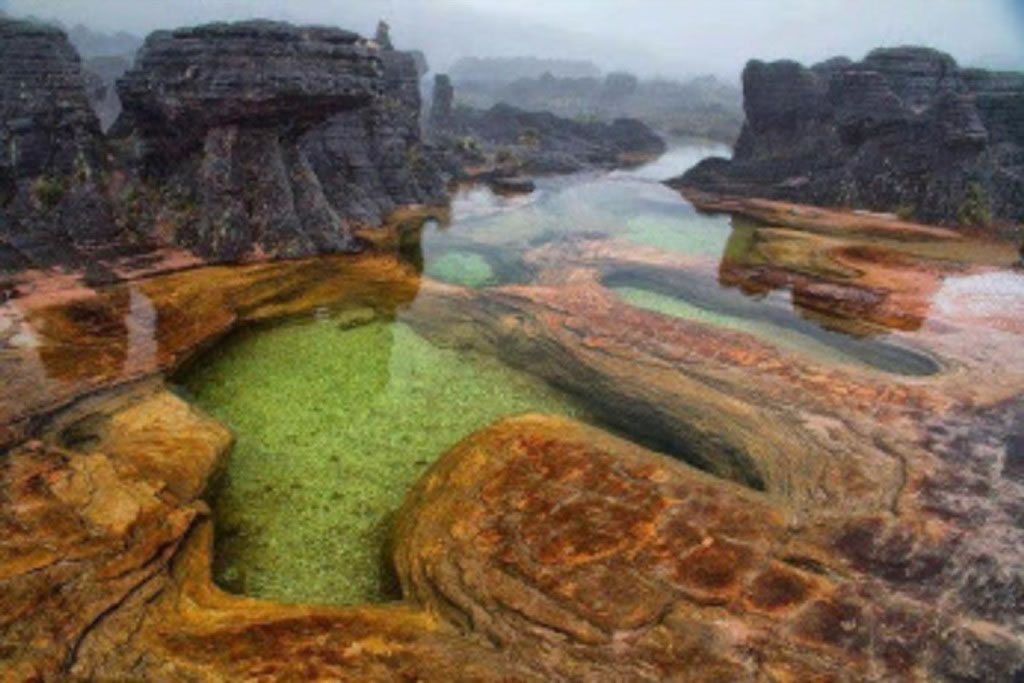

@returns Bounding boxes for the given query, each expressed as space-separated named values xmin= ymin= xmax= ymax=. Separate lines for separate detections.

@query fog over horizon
xmin=5 ymin=0 xmax=1024 ymax=81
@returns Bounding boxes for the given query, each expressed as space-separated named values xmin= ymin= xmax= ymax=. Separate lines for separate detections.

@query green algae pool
xmin=424 ymin=250 xmax=496 ymax=287
xmin=180 ymin=315 xmax=593 ymax=606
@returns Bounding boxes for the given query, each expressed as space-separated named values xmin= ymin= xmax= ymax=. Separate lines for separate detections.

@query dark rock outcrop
xmin=674 ymin=47 xmax=1024 ymax=228
xmin=430 ymin=74 xmax=455 ymax=132
xmin=0 ymin=18 xmax=121 ymax=273
xmin=298 ymin=40 xmax=448 ymax=230
xmin=1 ymin=18 xmax=448 ymax=273
xmin=113 ymin=20 xmax=446 ymax=262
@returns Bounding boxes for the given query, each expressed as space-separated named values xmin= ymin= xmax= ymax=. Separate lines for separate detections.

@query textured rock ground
xmin=673 ymin=47 xmax=1024 ymax=230
xmin=1 ymin=207 xmax=1022 ymax=679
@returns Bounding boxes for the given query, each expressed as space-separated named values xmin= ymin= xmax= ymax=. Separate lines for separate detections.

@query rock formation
xmin=0 ymin=18 xmax=122 ymax=273
xmin=429 ymin=74 xmax=455 ymax=132
xmin=448 ymin=67 xmax=744 ymax=143
xmin=674 ymin=47 xmax=1024 ymax=228
xmin=113 ymin=20 xmax=446 ymax=262
xmin=0 ymin=18 xmax=448 ymax=273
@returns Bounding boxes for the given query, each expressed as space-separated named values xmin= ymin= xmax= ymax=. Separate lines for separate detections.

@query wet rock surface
xmin=0 ymin=207 xmax=1022 ymax=678
xmin=674 ymin=47 xmax=1024 ymax=229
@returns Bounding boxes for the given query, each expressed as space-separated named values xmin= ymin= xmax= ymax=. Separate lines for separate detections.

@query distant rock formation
xmin=430 ymin=74 xmax=455 ymax=131
xmin=82 ymin=55 xmax=131 ymax=131
xmin=446 ymin=65 xmax=743 ymax=143
xmin=673 ymin=47 xmax=1024 ymax=229
xmin=449 ymin=56 xmax=601 ymax=82
xmin=0 ymin=18 xmax=121 ymax=273
xmin=113 ymin=20 xmax=446 ymax=262
xmin=66 ymin=23 xmax=142 ymax=60
xmin=374 ymin=20 xmax=393 ymax=50
xmin=429 ymin=78 xmax=666 ymax=180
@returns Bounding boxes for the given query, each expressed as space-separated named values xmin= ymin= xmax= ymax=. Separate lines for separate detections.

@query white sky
xmin=8 ymin=0 xmax=1024 ymax=80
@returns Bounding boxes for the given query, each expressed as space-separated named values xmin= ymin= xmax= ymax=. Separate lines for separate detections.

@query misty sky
xmin=7 ymin=0 xmax=1024 ymax=80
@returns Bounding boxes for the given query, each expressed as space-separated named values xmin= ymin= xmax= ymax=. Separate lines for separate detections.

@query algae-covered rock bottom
xmin=181 ymin=317 xmax=594 ymax=605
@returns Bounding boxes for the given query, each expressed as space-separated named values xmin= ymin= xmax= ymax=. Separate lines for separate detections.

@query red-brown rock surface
xmin=1 ymin=207 xmax=1022 ymax=679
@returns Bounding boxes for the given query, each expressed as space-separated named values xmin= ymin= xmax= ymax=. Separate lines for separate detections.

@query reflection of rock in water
xmin=715 ymin=219 xmax=938 ymax=334
xmin=32 ymin=288 xmax=131 ymax=383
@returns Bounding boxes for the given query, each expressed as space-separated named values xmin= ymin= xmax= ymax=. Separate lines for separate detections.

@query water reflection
xmin=413 ymin=143 xmax=938 ymax=357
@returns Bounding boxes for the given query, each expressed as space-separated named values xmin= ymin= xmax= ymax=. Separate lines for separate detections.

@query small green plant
xmin=958 ymin=181 xmax=992 ymax=227
xmin=895 ymin=203 xmax=916 ymax=221
xmin=32 ymin=176 xmax=65 ymax=210
xmin=457 ymin=136 xmax=480 ymax=153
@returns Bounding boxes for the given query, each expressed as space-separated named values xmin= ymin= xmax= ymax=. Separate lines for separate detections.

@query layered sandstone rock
xmin=0 ymin=18 xmax=121 ymax=273
xmin=1 ymin=220 xmax=1023 ymax=679
xmin=674 ymin=47 xmax=1024 ymax=229
xmin=113 ymin=20 xmax=447 ymax=262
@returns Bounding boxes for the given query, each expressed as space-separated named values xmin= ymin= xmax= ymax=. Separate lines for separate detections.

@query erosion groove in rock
xmin=673 ymin=47 xmax=1024 ymax=228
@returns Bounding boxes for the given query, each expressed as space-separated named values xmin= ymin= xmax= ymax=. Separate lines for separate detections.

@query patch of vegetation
xmin=895 ymin=203 xmax=916 ymax=221
xmin=32 ymin=176 xmax=66 ymax=210
xmin=457 ymin=135 xmax=481 ymax=154
xmin=494 ymin=145 xmax=520 ymax=167
xmin=958 ymin=181 xmax=992 ymax=227
xmin=519 ymin=127 xmax=541 ymax=147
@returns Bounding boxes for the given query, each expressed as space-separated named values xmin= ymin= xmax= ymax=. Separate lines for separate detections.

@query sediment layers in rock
xmin=114 ymin=20 xmax=447 ymax=262
xmin=1 ymin=202 xmax=1022 ymax=678
xmin=674 ymin=47 xmax=1024 ymax=229
xmin=0 ymin=18 xmax=121 ymax=272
